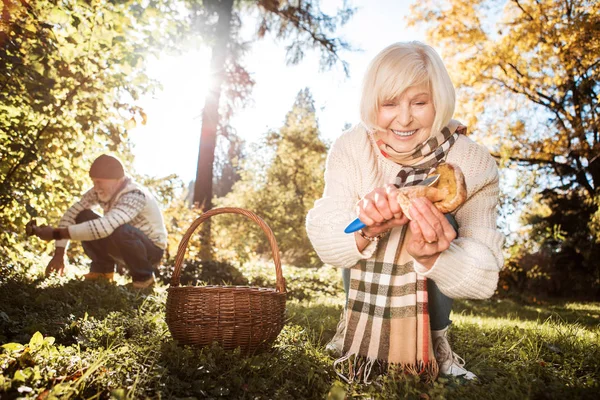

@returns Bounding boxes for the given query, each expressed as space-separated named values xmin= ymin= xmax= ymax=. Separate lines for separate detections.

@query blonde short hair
xmin=360 ymin=42 xmax=455 ymax=136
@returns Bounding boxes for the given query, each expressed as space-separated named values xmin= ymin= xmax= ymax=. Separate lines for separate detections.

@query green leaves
xmin=1 ymin=343 xmax=24 ymax=353
xmin=28 ymin=332 xmax=44 ymax=347
xmin=0 ymin=0 xmax=182 ymax=270
xmin=48 ymin=7 xmax=70 ymax=26
xmin=214 ymin=88 xmax=328 ymax=267
xmin=1 ymin=258 xmax=600 ymax=398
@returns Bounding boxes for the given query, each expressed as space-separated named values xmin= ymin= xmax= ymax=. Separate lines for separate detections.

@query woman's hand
xmin=406 ymin=197 xmax=456 ymax=269
xmin=356 ymin=184 xmax=410 ymax=238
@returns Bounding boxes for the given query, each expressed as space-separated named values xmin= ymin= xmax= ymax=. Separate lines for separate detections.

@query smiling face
xmin=375 ymin=83 xmax=436 ymax=154
xmin=92 ymin=178 xmax=124 ymax=202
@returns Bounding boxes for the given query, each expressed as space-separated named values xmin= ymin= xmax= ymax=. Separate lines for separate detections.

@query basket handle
xmin=170 ymin=207 xmax=286 ymax=293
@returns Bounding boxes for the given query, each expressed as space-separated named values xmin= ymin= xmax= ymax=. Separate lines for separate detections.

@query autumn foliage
xmin=408 ymin=0 xmax=600 ymax=299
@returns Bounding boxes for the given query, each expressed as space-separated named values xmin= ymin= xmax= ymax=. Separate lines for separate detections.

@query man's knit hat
xmin=89 ymin=154 xmax=125 ymax=179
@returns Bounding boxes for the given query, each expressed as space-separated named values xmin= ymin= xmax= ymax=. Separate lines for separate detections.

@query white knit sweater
xmin=55 ymin=178 xmax=168 ymax=250
xmin=305 ymin=125 xmax=504 ymax=299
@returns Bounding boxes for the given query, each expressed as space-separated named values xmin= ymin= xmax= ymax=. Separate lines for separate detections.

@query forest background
xmin=1 ymin=0 xmax=599 ymax=399
xmin=2 ymin=0 xmax=599 ymax=298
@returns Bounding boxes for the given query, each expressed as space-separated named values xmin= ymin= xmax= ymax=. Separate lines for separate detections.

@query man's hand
xmin=35 ymin=225 xmax=55 ymax=241
xmin=45 ymin=251 xmax=66 ymax=276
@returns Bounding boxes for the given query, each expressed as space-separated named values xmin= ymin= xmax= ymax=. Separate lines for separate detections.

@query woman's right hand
xmin=356 ymin=184 xmax=410 ymax=238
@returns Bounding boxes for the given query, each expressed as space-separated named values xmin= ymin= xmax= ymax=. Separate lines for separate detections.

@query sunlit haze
xmin=128 ymin=1 xmax=423 ymax=183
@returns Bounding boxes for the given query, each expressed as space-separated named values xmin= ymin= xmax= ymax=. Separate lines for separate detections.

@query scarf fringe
xmin=334 ymin=353 xmax=439 ymax=384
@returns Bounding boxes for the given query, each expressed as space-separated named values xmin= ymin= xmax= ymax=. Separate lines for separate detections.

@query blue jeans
xmin=76 ymin=209 xmax=164 ymax=281
xmin=342 ymin=214 xmax=458 ymax=331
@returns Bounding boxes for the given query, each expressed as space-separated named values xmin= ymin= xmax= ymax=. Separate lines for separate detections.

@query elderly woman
xmin=306 ymin=42 xmax=503 ymax=383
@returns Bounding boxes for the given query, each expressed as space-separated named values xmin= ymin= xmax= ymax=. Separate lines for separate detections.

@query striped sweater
xmin=305 ymin=124 xmax=504 ymax=300
xmin=55 ymin=178 xmax=168 ymax=250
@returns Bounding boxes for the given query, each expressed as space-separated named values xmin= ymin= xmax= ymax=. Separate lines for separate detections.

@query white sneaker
xmin=326 ymin=311 xmax=346 ymax=356
xmin=432 ymin=327 xmax=477 ymax=380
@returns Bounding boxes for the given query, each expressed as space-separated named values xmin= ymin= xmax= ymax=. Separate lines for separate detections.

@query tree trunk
xmin=193 ymin=0 xmax=234 ymax=209
xmin=192 ymin=0 xmax=234 ymax=259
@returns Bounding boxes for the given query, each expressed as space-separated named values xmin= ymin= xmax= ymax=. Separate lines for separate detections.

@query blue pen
xmin=343 ymin=174 xmax=440 ymax=234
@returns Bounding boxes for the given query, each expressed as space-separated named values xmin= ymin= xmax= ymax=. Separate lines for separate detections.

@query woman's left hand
xmin=406 ymin=197 xmax=456 ymax=269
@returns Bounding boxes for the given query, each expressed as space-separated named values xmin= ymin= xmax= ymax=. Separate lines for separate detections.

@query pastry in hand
xmin=396 ymin=163 xmax=467 ymax=220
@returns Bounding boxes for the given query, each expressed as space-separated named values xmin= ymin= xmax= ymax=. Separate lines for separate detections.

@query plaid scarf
xmin=334 ymin=120 xmax=465 ymax=384
xmin=375 ymin=119 xmax=465 ymax=188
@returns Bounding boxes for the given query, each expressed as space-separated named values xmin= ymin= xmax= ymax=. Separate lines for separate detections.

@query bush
xmin=156 ymin=259 xmax=249 ymax=287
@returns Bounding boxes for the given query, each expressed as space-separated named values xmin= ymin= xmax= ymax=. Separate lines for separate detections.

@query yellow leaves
xmin=124 ymin=117 xmax=137 ymax=131
xmin=48 ymin=7 xmax=70 ymax=26
xmin=60 ymin=40 xmax=78 ymax=60
xmin=124 ymin=108 xmax=148 ymax=131
xmin=0 ymin=0 xmax=29 ymax=27
xmin=23 ymin=22 xmax=37 ymax=34
xmin=139 ymin=110 xmax=148 ymax=126
xmin=28 ymin=58 xmax=45 ymax=76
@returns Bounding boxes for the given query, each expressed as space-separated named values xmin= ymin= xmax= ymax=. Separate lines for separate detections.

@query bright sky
xmin=129 ymin=0 xmax=425 ymax=183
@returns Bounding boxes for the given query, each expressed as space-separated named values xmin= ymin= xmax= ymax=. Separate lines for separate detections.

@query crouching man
xmin=32 ymin=154 xmax=168 ymax=289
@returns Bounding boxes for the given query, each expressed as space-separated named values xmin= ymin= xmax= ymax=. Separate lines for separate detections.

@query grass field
xmin=1 ymin=261 xmax=599 ymax=399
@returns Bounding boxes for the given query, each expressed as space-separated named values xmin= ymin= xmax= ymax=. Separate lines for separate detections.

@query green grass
xmin=1 ymin=262 xmax=599 ymax=399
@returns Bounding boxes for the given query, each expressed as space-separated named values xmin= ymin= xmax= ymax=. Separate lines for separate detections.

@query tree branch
xmin=492 ymin=153 xmax=563 ymax=169
xmin=512 ymin=0 xmax=534 ymax=21
xmin=493 ymin=151 xmax=595 ymax=195
xmin=489 ymin=76 xmax=572 ymax=135
xmin=257 ymin=2 xmax=351 ymax=75
xmin=568 ymin=69 xmax=592 ymax=153
xmin=495 ymin=65 xmax=550 ymax=106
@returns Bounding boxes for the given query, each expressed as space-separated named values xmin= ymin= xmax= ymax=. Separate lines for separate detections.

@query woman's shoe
xmin=326 ymin=312 xmax=346 ymax=356
xmin=432 ymin=326 xmax=477 ymax=380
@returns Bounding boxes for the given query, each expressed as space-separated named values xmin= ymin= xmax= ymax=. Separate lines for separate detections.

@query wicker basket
xmin=166 ymin=207 xmax=287 ymax=354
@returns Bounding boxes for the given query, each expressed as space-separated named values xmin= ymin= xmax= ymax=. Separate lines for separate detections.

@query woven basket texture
xmin=166 ymin=208 xmax=287 ymax=354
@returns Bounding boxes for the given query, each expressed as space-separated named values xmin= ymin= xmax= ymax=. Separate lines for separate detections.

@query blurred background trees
xmin=2 ymin=0 xmax=599 ymax=300
xmin=187 ymin=0 xmax=353 ymax=256
xmin=190 ymin=0 xmax=354 ymax=210
xmin=214 ymin=88 xmax=328 ymax=267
